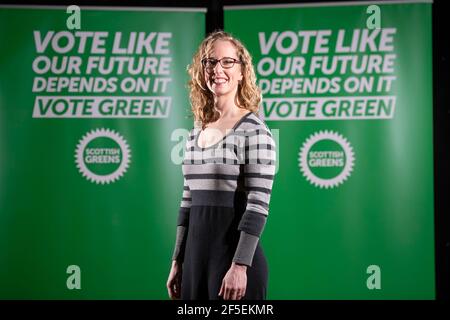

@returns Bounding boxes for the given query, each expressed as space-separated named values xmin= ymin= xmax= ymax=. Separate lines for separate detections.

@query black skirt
xmin=180 ymin=205 xmax=268 ymax=300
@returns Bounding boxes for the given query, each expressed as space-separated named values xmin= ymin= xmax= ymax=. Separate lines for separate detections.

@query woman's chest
xmin=186 ymin=130 xmax=245 ymax=163
xmin=197 ymin=128 xmax=227 ymax=149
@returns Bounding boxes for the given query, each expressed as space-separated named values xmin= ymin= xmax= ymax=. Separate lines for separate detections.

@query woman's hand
xmin=167 ymin=260 xmax=182 ymax=299
xmin=218 ymin=262 xmax=247 ymax=300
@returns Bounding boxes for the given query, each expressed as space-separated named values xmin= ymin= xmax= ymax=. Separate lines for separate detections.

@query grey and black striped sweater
xmin=172 ymin=111 xmax=277 ymax=267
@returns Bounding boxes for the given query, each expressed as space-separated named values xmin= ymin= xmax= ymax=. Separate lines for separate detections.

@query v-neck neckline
xmin=195 ymin=111 xmax=252 ymax=150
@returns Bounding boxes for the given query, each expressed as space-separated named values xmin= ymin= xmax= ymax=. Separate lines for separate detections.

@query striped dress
xmin=172 ymin=111 xmax=276 ymax=300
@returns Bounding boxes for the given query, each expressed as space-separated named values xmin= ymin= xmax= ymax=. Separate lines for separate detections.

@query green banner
xmin=225 ymin=1 xmax=434 ymax=299
xmin=0 ymin=6 xmax=205 ymax=299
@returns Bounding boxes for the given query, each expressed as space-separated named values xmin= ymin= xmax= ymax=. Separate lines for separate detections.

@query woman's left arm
xmin=219 ymin=126 xmax=277 ymax=300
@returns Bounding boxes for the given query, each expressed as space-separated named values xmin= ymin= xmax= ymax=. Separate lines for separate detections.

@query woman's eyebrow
xmin=208 ymin=56 xmax=238 ymax=59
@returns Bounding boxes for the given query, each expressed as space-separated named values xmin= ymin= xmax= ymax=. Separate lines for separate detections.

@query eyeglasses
xmin=201 ymin=57 xmax=242 ymax=69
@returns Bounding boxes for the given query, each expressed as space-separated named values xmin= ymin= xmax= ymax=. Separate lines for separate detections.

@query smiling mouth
xmin=212 ymin=78 xmax=228 ymax=85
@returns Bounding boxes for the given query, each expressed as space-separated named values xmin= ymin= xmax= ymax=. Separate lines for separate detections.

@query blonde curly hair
xmin=187 ymin=30 xmax=261 ymax=130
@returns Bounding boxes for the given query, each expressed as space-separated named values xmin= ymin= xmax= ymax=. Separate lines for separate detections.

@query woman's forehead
xmin=206 ymin=40 xmax=238 ymax=58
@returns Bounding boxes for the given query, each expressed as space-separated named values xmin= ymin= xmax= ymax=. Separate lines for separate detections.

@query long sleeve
xmin=171 ymin=131 xmax=193 ymax=262
xmin=172 ymin=177 xmax=191 ymax=262
xmin=178 ymin=177 xmax=192 ymax=226
xmin=232 ymin=126 xmax=276 ymax=267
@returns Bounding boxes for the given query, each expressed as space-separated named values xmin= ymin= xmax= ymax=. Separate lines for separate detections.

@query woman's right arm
xmin=167 ymin=133 xmax=192 ymax=299
xmin=172 ymin=129 xmax=193 ymax=261
xmin=171 ymin=177 xmax=191 ymax=262
xmin=167 ymin=177 xmax=191 ymax=299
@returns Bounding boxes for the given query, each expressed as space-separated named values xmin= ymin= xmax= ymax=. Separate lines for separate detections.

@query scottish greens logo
xmin=299 ymin=130 xmax=354 ymax=189
xmin=75 ymin=128 xmax=131 ymax=184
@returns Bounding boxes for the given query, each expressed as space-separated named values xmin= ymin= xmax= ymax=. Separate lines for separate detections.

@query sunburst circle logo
xmin=298 ymin=130 xmax=355 ymax=189
xmin=75 ymin=128 xmax=131 ymax=184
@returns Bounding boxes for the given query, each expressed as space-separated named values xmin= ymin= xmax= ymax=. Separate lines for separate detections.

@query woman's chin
xmin=211 ymin=86 xmax=237 ymax=97
xmin=212 ymin=89 xmax=230 ymax=97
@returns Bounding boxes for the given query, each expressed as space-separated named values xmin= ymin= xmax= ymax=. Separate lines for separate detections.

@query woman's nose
xmin=213 ymin=61 xmax=224 ymax=73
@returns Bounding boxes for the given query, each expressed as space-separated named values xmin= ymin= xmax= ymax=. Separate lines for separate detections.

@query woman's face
xmin=203 ymin=40 xmax=243 ymax=99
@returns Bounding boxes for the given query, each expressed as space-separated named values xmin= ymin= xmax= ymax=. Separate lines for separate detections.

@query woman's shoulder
xmin=183 ymin=126 xmax=197 ymax=146
xmin=240 ymin=112 xmax=273 ymax=136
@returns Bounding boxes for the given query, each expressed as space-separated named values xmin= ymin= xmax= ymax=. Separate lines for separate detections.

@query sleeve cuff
xmin=232 ymin=231 xmax=260 ymax=267
xmin=172 ymin=225 xmax=188 ymax=262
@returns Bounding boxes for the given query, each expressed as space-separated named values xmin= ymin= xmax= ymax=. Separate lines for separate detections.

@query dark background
xmin=0 ymin=0 xmax=448 ymax=301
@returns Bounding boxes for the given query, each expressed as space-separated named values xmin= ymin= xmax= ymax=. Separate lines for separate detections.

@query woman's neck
xmin=213 ymin=95 xmax=243 ymax=119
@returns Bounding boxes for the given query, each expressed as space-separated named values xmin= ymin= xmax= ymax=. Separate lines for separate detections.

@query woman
xmin=167 ymin=30 xmax=276 ymax=300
